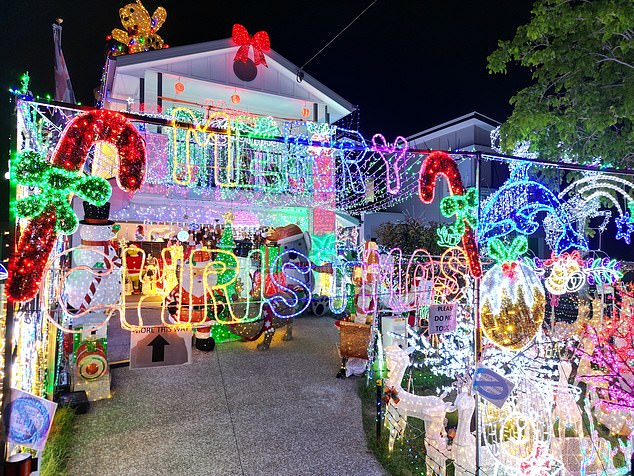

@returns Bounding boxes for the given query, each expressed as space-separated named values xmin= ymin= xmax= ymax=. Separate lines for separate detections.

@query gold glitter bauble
xmin=480 ymin=263 xmax=546 ymax=351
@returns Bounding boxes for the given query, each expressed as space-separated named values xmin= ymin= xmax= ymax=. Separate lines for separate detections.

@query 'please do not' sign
xmin=428 ymin=304 xmax=457 ymax=335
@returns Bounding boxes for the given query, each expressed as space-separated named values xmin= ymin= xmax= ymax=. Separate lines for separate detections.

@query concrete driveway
xmin=67 ymin=316 xmax=385 ymax=476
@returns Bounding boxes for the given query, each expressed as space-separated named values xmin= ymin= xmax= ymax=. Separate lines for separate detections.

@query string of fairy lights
xmin=9 ymin=96 xmax=634 ymax=473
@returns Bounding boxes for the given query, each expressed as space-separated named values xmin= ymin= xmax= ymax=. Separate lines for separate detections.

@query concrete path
xmin=67 ymin=316 xmax=385 ymax=476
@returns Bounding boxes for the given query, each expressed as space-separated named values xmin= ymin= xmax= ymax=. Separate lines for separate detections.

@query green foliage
xmin=375 ymin=218 xmax=444 ymax=257
xmin=487 ymin=0 xmax=634 ymax=167
xmin=41 ymin=406 xmax=77 ymax=476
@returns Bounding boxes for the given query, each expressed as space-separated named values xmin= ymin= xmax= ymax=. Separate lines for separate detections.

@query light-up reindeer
xmin=452 ymin=383 xmax=476 ymax=476
xmin=553 ymin=360 xmax=584 ymax=438
xmin=384 ymin=346 xmax=453 ymax=475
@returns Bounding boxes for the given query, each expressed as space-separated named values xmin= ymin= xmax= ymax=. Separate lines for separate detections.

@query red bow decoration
xmin=501 ymin=261 xmax=519 ymax=280
xmin=382 ymin=386 xmax=400 ymax=405
xmin=232 ymin=24 xmax=270 ymax=67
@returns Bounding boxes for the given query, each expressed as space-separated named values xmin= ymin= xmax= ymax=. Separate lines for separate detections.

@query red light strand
xmin=7 ymin=110 xmax=147 ymax=303
xmin=418 ymin=151 xmax=482 ymax=278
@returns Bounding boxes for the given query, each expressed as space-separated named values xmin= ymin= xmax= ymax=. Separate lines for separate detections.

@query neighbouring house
xmin=361 ymin=112 xmax=505 ymax=241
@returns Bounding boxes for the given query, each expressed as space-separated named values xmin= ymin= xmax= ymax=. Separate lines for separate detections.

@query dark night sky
xmin=0 ymin=0 xmax=535 ymax=219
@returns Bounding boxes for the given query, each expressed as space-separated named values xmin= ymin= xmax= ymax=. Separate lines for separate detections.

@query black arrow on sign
xmin=148 ymin=335 xmax=170 ymax=362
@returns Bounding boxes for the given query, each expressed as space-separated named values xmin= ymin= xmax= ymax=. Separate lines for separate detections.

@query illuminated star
xmin=222 ymin=210 xmax=235 ymax=225
xmin=615 ymin=212 xmax=634 ymax=244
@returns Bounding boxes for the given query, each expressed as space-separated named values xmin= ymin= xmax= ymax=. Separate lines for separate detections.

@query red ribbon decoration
xmin=231 ymin=24 xmax=270 ymax=67
xmin=501 ymin=261 xmax=519 ymax=280
xmin=382 ymin=386 xmax=400 ymax=405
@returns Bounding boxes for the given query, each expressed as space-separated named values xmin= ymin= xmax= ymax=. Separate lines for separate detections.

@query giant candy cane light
xmin=418 ymin=151 xmax=482 ymax=278
xmin=7 ymin=110 xmax=146 ymax=302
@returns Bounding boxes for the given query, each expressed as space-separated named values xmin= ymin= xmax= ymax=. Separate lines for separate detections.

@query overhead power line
xmin=296 ymin=0 xmax=378 ymax=83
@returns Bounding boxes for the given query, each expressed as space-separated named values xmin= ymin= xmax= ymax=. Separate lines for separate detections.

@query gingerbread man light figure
xmin=111 ymin=0 xmax=167 ymax=55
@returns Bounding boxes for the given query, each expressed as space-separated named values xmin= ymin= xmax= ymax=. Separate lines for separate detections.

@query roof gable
xmin=105 ymin=39 xmax=355 ymax=121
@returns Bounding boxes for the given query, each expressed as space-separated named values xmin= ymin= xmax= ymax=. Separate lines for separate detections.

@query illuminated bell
xmin=301 ymin=107 xmax=310 ymax=118
xmin=479 ymin=261 xmax=545 ymax=351
xmin=174 ymin=82 xmax=184 ymax=94
xmin=231 ymin=93 xmax=241 ymax=104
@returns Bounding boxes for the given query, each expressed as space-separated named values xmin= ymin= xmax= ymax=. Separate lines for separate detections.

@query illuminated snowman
xmin=167 ymin=248 xmax=217 ymax=351
xmin=65 ymin=202 xmax=122 ymax=312
xmin=479 ymin=237 xmax=545 ymax=351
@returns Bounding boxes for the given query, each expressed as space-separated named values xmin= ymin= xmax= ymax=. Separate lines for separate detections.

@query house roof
xmin=104 ymin=39 xmax=356 ymax=122
xmin=408 ymin=112 xmax=500 ymax=142
xmin=407 ymin=111 xmax=501 ymax=152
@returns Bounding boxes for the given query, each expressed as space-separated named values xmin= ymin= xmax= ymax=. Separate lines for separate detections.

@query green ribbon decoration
xmin=487 ymin=235 xmax=528 ymax=264
xmin=437 ymin=187 xmax=478 ymax=248
xmin=15 ymin=150 xmax=112 ymax=235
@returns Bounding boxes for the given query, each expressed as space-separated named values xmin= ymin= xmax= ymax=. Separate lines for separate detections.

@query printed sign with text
xmin=428 ymin=304 xmax=456 ymax=335
xmin=130 ymin=325 xmax=193 ymax=369
xmin=6 ymin=388 xmax=57 ymax=450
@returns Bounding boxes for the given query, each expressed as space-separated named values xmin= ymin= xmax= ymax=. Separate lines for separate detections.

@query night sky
xmin=0 ymin=0 xmax=535 ymax=220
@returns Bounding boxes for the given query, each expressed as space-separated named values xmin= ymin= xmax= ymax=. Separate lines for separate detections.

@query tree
xmin=487 ymin=0 xmax=634 ymax=167
xmin=375 ymin=218 xmax=444 ymax=256
xmin=216 ymin=219 xmax=237 ymax=300
xmin=574 ymin=286 xmax=634 ymax=412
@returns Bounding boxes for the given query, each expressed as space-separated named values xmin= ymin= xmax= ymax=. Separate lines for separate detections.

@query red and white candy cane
xmin=7 ymin=109 xmax=146 ymax=302
xmin=418 ymin=151 xmax=482 ymax=279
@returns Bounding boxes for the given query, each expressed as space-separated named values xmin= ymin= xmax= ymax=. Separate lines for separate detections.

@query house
xmin=80 ymin=38 xmax=358 ymax=243
xmin=361 ymin=112 xmax=503 ymax=241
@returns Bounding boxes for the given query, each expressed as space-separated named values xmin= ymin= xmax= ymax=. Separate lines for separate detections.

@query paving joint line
xmin=216 ymin=347 xmax=246 ymax=476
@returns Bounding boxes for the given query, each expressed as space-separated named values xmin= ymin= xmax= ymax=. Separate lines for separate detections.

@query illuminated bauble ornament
xmin=301 ymin=107 xmax=311 ymax=118
xmin=177 ymin=230 xmax=189 ymax=242
xmin=480 ymin=261 xmax=545 ymax=351
xmin=174 ymin=81 xmax=184 ymax=94
xmin=231 ymin=93 xmax=241 ymax=104
xmin=481 ymin=377 xmax=561 ymax=471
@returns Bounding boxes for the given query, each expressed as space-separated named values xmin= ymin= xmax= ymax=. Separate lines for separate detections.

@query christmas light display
xmin=7 ymin=109 xmax=146 ymax=302
xmin=615 ymin=212 xmax=634 ymax=244
xmin=13 ymin=150 xmax=111 ymax=234
xmin=383 ymin=345 xmax=453 ymax=470
xmin=370 ymin=134 xmax=408 ymax=195
xmin=480 ymin=236 xmax=546 ymax=351
xmin=266 ymin=249 xmax=312 ymax=319
xmin=231 ymin=24 xmax=270 ymax=67
xmin=575 ymin=287 xmax=634 ymax=412
xmin=437 ymin=188 xmax=478 ymax=248
xmin=110 ymin=0 xmax=167 ymax=55
xmin=11 ymin=93 xmax=634 ymax=474
xmin=479 ymin=174 xmax=588 ymax=255
xmin=557 ymin=173 xmax=634 ymax=243
xmin=418 ymin=151 xmax=482 ymax=278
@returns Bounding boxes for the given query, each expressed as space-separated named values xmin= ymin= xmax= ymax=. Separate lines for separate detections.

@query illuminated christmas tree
xmin=217 ymin=210 xmax=237 ymax=301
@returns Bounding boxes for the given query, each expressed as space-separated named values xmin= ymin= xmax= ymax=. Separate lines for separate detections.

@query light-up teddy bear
xmin=111 ymin=0 xmax=167 ymax=55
